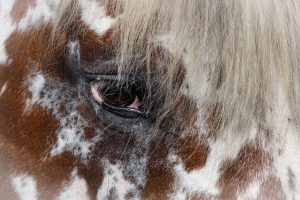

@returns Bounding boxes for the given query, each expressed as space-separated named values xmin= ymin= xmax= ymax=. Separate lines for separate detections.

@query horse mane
xmin=52 ymin=0 xmax=300 ymax=136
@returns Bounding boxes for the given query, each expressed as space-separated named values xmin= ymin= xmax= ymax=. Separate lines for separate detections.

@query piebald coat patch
xmin=1 ymin=1 xmax=299 ymax=200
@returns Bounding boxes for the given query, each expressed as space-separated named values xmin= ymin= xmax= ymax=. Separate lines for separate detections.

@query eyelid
xmin=101 ymin=102 xmax=145 ymax=118
xmin=83 ymin=73 xmax=143 ymax=88
xmin=82 ymin=73 xmax=118 ymax=82
xmin=90 ymin=81 xmax=148 ymax=119
xmin=91 ymin=85 xmax=147 ymax=118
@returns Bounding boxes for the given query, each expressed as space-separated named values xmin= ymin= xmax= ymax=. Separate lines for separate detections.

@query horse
xmin=0 ymin=0 xmax=300 ymax=199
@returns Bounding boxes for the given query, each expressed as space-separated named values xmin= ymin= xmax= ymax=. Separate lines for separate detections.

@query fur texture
xmin=51 ymin=0 xmax=300 ymax=135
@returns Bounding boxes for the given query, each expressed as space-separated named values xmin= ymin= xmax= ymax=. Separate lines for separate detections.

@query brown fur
xmin=11 ymin=0 xmax=36 ymax=23
xmin=176 ymin=136 xmax=208 ymax=173
xmin=0 ymin=26 xmax=75 ymax=199
xmin=218 ymin=144 xmax=271 ymax=199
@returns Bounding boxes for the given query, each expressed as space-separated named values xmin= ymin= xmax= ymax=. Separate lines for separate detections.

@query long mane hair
xmin=52 ymin=0 xmax=300 ymax=136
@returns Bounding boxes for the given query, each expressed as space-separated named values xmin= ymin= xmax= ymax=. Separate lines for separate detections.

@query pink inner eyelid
xmin=127 ymin=96 xmax=141 ymax=109
xmin=91 ymin=85 xmax=141 ymax=110
xmin=91 ymin=86 xmax=104 ymax=103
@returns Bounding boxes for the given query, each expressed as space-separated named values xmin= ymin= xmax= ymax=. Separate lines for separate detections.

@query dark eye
xmin=92 ymin=80 xmax=140 ymax=108
xmin=90 ymin=77 xmax=147 ymax=118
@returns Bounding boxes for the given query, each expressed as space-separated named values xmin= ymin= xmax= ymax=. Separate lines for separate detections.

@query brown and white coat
xmin=0 ymin=0 xmax=299 ymax=199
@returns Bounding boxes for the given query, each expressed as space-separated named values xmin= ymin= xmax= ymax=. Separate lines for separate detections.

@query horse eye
xmin=91 ymin=80 xmax=144 ymax=118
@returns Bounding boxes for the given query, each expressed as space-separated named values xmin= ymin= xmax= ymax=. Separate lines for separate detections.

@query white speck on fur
xmin=0 ymin=82 xmax=7 ymax=96
xmin=97 ymin=161 xmax=137 ymax=199
xmin=68 ymin=40 xmax=80 ymax=56
xmin=25 ymin=72 xmax=45 ymax=110
xmin=11 ymin=174 xmax=38 ymax=200
xmin=57 ymin=169 xmax=90 ymax=200
xmin=78 ymin=0 xmax=115 ymax=35
xmin=50 ymin=127 xmax=98 ymax=159
xmin=237 ymin=181 xmax=261 ymax=200
xmin=30 ymin=73 xmax=45 ymax=102
xmin=0 ymin=1 xmax=16 ymax=64
xmin=7 ymin=58 xmax=12 ymax=65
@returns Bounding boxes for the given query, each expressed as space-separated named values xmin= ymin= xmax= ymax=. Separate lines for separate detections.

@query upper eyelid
xmin=79 ymin=60 xmax=118 ymax=76
xmin=66 ymin=40 xmax=145 ymax=79
xmin=66 ymin=40 xmax=117 ymax=75
xmin=81 ymin=69 xmax=145 ymax=84
xmin=65 ymin=41 xmax=146 ymax=82
xmin=83 ymin=74 xmax=119 ymax=82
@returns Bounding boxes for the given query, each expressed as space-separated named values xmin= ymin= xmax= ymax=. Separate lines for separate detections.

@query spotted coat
xmin=0 ymin=0 xmax=299 ymax=200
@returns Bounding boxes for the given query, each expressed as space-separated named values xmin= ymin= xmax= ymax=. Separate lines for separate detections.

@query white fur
xmin=23 ymin=69 xmax=100 ymax=160
xmin=67 ymin=40 xmax=80 ymax=56
xmin=0 ymin=0 xmax=60 ymax=64
xmin=28 ymin=72 xmax=45 ymax=103
xmin=57 ymin=169 xmax=90 ymax=200
xmin=78 ymin=0 xmax=115 ymax=35
xmin=171 ymin=127 xmax=258 ymax=198
xmin=50 ymin=127 xmax=98 ymax=159
xmin=25 ymin=72 xmax=45 ymax=110
xmin=0 ymin=1 xmax=16 ymax=64
xmin=17 ymin=0 xmax=62 ymax=31
xmin=237 ymin=181 xmax=261 ymax=200
xmin=97 ymin=161 xmax=136 ymax=199
xmin=11 ymin=174 xmax=38 ymax=200
xmin=267 ymin=81 xmax=300 ymax=199
xmin=182 ymin=52 xmax=212 ymax=131
xmin=0 ymin=82 xmax=7 ymax=96
xmin=272 ymin=124 xmax=300 ymax=200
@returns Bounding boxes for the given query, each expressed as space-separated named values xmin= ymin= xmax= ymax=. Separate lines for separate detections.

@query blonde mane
xmin=54 ymin=0 xmax=300 ymax=135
